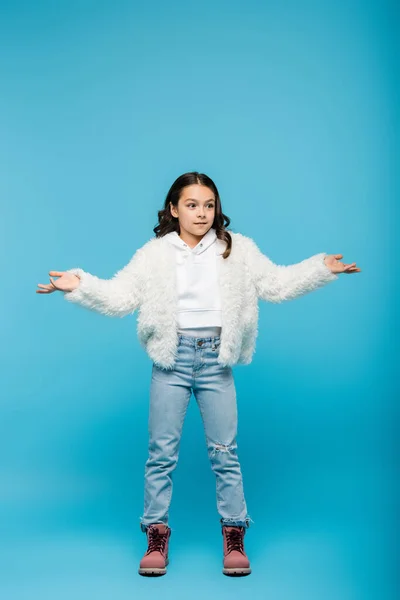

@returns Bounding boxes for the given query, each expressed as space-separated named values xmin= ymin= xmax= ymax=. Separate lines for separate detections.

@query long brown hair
xmin=153 ymin=172 xmax=232 ymax=259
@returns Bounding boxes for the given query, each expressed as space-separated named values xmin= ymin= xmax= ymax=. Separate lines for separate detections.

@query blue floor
xmin=0 ymin=517 xmax=393 ymax=600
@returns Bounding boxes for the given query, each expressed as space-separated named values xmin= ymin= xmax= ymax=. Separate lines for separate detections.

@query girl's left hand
xmin=324 ymin=254 xmax=361 ymax=274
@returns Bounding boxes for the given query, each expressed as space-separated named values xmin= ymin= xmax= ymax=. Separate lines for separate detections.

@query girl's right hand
xmin=36 ymin=271 xmax=81 ymax=294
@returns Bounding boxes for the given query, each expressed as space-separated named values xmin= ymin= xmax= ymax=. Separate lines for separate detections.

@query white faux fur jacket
xmin=64 ymin=232 xmax=339 ymax=369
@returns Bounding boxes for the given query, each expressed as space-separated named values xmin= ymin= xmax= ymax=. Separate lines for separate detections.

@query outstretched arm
xmin=243 ymin=237 xmax=340 ymax=303
xmin=63 ymin=248 xmax=146 ymax=317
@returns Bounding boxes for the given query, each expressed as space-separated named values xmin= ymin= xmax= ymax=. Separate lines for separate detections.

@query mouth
xmin=194 ymin=223 xmax=207 ymax=225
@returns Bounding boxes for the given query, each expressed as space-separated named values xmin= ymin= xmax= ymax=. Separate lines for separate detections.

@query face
xmin=170 ymin=184 xmax=216 ymax=240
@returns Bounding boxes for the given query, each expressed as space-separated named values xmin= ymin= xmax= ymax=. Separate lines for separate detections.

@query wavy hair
xmin=153 ymin=172 xmax=232 ymax=259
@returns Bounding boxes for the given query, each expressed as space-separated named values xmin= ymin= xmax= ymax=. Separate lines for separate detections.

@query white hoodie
xmin=163 ymin=227 xmax=223 ymax=331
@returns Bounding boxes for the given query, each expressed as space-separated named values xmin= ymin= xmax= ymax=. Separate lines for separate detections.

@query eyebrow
xmin=183 ymin=198 xmax=215 ymax=203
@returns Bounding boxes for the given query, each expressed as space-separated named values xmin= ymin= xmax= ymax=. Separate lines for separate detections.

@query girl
xmin=36 ymin=172 xmax=361 ymax=577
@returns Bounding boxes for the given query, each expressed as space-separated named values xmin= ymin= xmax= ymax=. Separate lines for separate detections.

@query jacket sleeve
xmin=243 ymin=236 xmax=339 ymax=303
xmin=62 ymin=247 xmax=146 ymax=317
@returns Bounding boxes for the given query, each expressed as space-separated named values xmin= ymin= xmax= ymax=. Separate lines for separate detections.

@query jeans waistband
xmin=178 ymin=334 xmax=221 ymax=349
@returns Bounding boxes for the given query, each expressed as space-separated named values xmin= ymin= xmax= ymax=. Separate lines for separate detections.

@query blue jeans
xmin=140 ymin=334 xmax=252 ymax=532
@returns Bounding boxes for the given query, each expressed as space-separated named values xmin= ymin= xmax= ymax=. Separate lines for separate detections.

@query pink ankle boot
xmin=222 ymin=525 xmax=251 ymax=576
xmin=138 ymin=523 xmax=171 ymax=576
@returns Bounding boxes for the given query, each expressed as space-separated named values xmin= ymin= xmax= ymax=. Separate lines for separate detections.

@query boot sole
xmin=138 ymin=558 xmax=169 ymax=577
xmin=223 ymin=567 xmax=252 ymax=576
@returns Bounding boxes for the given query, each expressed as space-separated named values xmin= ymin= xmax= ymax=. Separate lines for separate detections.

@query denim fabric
xmin=140 ymin=334 xmax=253 ymax=532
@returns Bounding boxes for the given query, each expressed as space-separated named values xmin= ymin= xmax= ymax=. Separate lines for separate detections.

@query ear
xmin=170 ymin=202 xmax=178 ymax=218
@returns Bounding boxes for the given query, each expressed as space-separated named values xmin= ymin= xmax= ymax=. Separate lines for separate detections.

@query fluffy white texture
xmin=241 ymin=236 xmax=339 ymax=303
xmin=64 ymin=247 xmax=146 ymax=317
xmin=63 ymin=233 xmax=339 ymax=369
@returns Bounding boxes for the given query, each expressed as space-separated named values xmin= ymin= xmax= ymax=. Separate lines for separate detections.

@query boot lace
xmin=225 ymin=527 xmax=244 ymax=554
xmin=146 ymin=527 xmax=168 ymax=554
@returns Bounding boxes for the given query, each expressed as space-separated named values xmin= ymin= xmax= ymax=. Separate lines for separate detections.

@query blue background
xmin=1 ymin=0 xmax=398 ymax=598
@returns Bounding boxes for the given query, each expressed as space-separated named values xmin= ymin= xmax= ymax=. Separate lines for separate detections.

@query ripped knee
xmin=215 ymin=443 xmax=231 ymax=452
xmin=210 ymin=442 xmax=235 ymax=456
